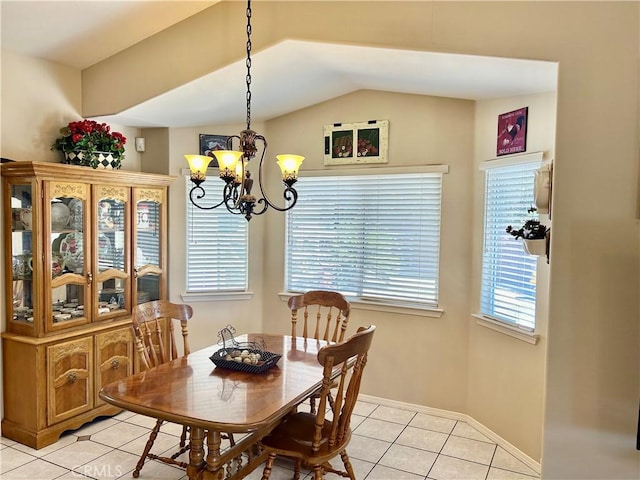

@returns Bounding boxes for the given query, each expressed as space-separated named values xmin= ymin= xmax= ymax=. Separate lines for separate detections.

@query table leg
xmin=187 ymin=427 xmax=206 ymax=480
xmin=203 ymin=431 xmax=224 ymax=480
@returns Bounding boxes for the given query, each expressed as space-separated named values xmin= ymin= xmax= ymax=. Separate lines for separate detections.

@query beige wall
xmin=263 ymin=89 xmax=476 ymax=417
xmin=1 ymin=2 xmax=639 ymax=478
xmin=0 ymin=51 xmax=141 ymax=170
xmin=469 ymin=93 xmax=557 ymax=458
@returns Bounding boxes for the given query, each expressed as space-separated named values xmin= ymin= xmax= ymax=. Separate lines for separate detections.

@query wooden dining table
xmin=99 ymin=334 xmax=330 ymax=480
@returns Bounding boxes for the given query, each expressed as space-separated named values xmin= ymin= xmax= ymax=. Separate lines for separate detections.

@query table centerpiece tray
xmin=209 ymin=325 xmax=282 ymax=373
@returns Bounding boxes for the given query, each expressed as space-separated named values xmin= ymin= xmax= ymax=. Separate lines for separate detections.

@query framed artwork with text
xmin=496 ymin=107 xmax=528 ymax=156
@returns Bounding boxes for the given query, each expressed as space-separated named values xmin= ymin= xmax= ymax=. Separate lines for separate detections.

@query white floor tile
xmin=441 ymin=435 xmax=496 ymax=465
xmin=395 ymin=425 xmax=449 ymax=453
xmin=113 ymin=457 xmax=183 ymax=479
xmin=0 ymin=447 xmax=38 ymax=474
xmin=73 ymin=418 xmax=120 ymax=437
xmin=119 ymin=431 xmax=181 ymax=458
xmin=451 ymin=421 xmax=493 ymax=443
xmin=487 ymin=466 xmax=539 ymax=480
xmin=367 ymin=463 xmax=426 ymax=479
xmin=40 ymin=440 xmax=113 ymax=470
xmin=73 ymin=448 xmax=139 ymax=480
xmin=113 ymin=410 xmax=137 ymax=421
xmin=350 ymin=414 xmax=366 ymax=430
xmin=89 ymin=421 xmax=150 ymax=448
xmin=354 ymin=417 xmax=405 ymax=442
xmin=379 ymin=443 xmax=438 ymax=476
xmin=0 ymin=403 xmax=540 ymax=480
xmin=428 ymin=454 xmax=490 ymax=480
xmin=0 ymin=437 xmax=17 ymax=447
xmin=347 ymin=456 xmax=375 ymax=479
xmin=124 ymin=414 xmax=162 ymax=429
xmin=0 ymin=458 xmax=68 ymax=479
xmin=409 ymin=413 xmax=457 ymax=434
xmin=346 ymin=434 xmax=391 ymax=463
xmin=353 ymin=401 xmax=379 ymax=417
xmin=11 ymin=433 xmax=77 ymax=458
xmin=370 ymin=405 xmax=416 ymax=425
xmin=491 ymin=447 xmax=539 ymax=476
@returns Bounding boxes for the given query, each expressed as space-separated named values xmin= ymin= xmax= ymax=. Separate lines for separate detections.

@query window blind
xmin=480 ymin=161 xmax=541 ymax=330
xmin=185 ymin=176 xmax=248 ymax=292
xmin=285 ymin=172 xmax=443 ymax=307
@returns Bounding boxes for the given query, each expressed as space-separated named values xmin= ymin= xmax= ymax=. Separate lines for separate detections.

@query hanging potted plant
xmin=51 ymin=119 xmax=126 ymax=169
xmin=506 ymin=209 xmax=549 ymax=257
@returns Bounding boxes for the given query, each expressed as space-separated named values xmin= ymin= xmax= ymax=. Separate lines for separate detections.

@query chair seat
xmin=261 ymin=412 xmax=351 ymax=462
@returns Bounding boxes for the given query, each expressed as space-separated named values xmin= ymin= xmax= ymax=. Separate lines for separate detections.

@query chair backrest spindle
xmin=288 ymin=290 xmax=350 ymax=343
xmin=131 ymin=300 xmax=193 ymax=370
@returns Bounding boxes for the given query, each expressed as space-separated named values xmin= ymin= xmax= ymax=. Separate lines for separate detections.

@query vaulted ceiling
xmin=1 ymin=1 xmax=558 ymax=128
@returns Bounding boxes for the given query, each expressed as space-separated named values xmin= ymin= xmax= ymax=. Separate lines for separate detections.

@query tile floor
xmin=0 ymin=399 xmax=540 ymax=480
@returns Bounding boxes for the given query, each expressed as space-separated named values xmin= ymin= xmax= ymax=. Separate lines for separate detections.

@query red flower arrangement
xmin=51 ymin=119 xmax=126 ymax=157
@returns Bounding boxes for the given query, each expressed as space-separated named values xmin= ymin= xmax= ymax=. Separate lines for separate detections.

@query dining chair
xmin=260 ymin=325 xmax=376 ymax=480
xmin=288 ymin=290 xmax=351 ymax=343
xmin=288 ymin=290 xmax=351 ymax=414
xmin=130 ymin=300 xmax=235 ymax=478
xmin=129 ymin=300 xmax=192 ymax=477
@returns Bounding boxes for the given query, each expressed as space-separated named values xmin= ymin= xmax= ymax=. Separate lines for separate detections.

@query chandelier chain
xmin=245 ymin=1 xmax=252 ymax=130
xmin=185 ymin=0 xmax=303 ymax=221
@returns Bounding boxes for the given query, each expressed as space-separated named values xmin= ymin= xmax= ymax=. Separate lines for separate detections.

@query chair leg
xmin=133 ymin=418 xmax=163 ymax=478
xmin=327 ymin=391 xmax=335 ymax=412
xmin=223 ymin=432 xmax=236 ymax=447
xmin=179 ymin=425 xmax=188 ymax=448
xmin=340 ymin=450 xmax=356 ymax=480
xmin=294 ymin=459 xmax=302 ymax=480
xmin=261 ymin=452 xmax=277 ymax=479
xmin=310 ymin=396 xmax=317 ymax=415
xmin=313 ymin=464 xmax=324 ymax=480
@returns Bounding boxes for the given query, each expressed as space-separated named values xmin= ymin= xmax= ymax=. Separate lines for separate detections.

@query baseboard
xmin=358 ymin=394 xmax=541 ymax=475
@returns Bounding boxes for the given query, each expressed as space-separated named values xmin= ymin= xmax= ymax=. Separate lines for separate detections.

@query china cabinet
xmin=1 ymin=161 xmax=175 ymax=448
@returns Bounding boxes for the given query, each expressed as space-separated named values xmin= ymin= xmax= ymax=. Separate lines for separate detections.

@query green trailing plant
xmin=506 ymin=207 xmax=549 ymax=240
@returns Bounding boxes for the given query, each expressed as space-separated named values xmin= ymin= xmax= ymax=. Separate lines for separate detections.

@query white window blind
xmin=185 ymin=176 xmax=248 ymax=292
xmin=480 ymin=160 xmax=541 ymax=330
xmin=285 ymin=172 xmax=443 ymax=307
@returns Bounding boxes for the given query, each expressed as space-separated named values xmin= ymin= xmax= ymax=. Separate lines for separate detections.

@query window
xmin=285 ymin=170 xmax=444 ymax=307
xmin=480 ymin=157 xmax=542 ymax=330
xmin=185 ymin=175 xmax=248 ymax=292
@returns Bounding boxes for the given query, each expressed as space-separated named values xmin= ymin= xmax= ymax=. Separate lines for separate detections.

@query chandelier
xmin=185 ymin=0 xmax=304 ymax=221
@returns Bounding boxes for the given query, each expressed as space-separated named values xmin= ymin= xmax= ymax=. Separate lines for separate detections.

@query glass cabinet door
xmin=9 ymin=182 xmax=36 ymax=333
xmin=134 ymin=188 xmax=165 ymax=305
xmin=95 ymin=186 xmax=130 ymax=319
xmin=45 ymin=182 xmax=90 ymax=332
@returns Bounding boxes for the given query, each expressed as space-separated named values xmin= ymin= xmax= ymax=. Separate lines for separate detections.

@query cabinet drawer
xmin=47 ymin=337 xmax=93 ymax=425
xmin=95 ymin=327 xmax=133 ymax=406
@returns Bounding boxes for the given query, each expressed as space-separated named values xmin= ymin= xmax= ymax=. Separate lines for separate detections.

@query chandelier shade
xmin=185 ymin=0 xmax=304 ymax=221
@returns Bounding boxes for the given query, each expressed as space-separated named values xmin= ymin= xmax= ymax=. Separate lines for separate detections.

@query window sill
xmin=181 ymin=291 xmax=254 ymax=302
xmin=472 ymin=314 xmax=539 ymax=345
xmin=278 ymin=292 xmax=443 ymax=318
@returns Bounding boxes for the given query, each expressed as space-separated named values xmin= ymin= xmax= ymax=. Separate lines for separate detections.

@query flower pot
xmin=91 ymin=151 xmax=121 ymax=170
xmin=62 ymin=151 xmax=121 ymax=169
xmin=62 ymin=150 xmax=90 ymax=166
xmin=522 ymin=238 xmax=546 ymax=256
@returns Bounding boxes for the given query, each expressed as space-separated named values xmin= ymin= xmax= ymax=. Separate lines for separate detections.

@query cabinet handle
xmin=133 ymin=268 xmax=139 ymax=279
xmin=87 ymin=272 xmax=93 ymax=284
xmin=67 ymin=372 xmax=77 ymax=384
xmin=111 ymin=359 xmax=120 ymax=370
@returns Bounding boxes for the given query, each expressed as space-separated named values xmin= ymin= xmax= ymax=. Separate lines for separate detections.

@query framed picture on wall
xmin=323 ymin=120 xmax=389 ymax=165
xmin=199 ymin=134 xmax=229 ymax=167
xmin=496 ymin=107 xmax=528 ymax=156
